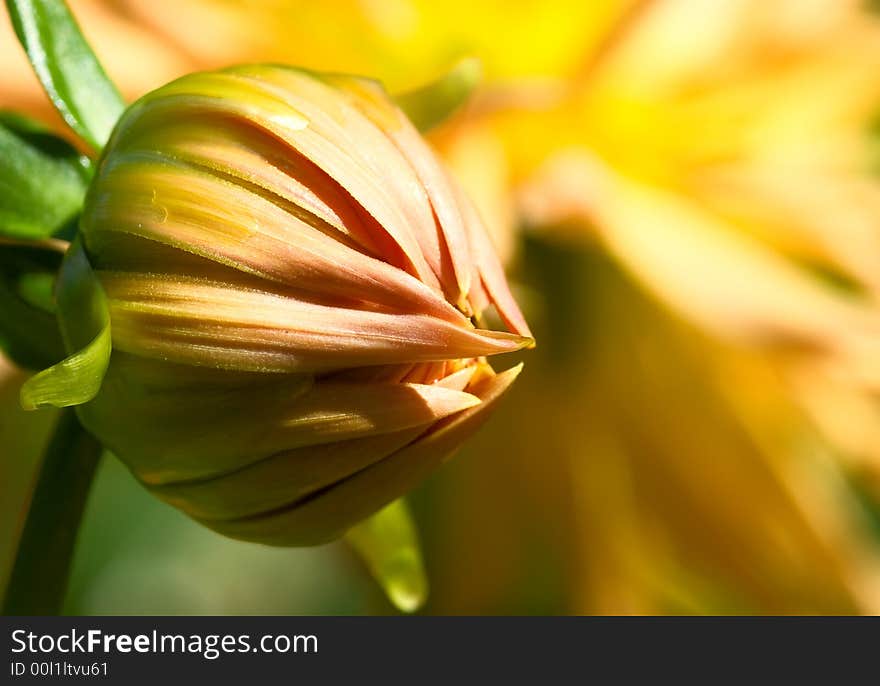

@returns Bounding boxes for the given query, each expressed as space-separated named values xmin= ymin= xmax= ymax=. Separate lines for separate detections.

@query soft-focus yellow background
xmin=3 ymin=0 xmax=880 ymax=614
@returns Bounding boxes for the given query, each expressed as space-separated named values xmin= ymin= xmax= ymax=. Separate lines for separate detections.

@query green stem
xmin=3 ymin=408 xmax=101 ymax=615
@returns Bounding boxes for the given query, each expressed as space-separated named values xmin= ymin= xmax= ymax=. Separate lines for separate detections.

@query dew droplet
xmin=150 ymin=188 xmax=169 ymax=223
xmin=268 ymin=113 xmax=309 ymax=131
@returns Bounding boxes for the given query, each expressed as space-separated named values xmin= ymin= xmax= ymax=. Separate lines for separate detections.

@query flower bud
xmin=73 ymin=65 xmax=533 ymax=545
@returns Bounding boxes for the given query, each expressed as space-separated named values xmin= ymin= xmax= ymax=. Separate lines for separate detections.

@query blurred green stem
xmin=3 ymin=408 xmax=101 ymax=614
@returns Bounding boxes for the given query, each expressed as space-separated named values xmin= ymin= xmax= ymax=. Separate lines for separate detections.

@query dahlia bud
xmin=60 ymin=65 xmax=532 ymax=545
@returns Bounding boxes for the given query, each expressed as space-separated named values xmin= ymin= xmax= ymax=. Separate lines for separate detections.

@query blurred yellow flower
xmin=516 ymin=0 xmax=880 ymax=342
xmin=427 ymin=0 xmax=880 ymax=613
xmin=5 ymin=0 xmax=880 ymax=614
xmin=484 ymin=1 xmax=880 ymax=483
xmin=120 ymin=0 xmax=625 ymax=86
xmin=0 ymin=0 xmax=637 ymax=121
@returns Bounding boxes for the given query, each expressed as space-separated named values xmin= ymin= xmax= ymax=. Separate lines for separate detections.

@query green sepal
xmin=394 ymin=58 xmax=482 ymax=132
xmin=345 ymin=498 xmax=428 ymax=613
xmin=6 ymin=0 xmax=125 ymax=151
xmin=20 ymin=237 xmax=111 ymax=410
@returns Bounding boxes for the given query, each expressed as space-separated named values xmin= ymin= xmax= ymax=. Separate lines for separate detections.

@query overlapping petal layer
xmin=73 ymin=65 xmax=532 ymax=542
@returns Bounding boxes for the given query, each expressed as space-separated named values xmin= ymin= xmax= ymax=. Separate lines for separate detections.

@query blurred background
xmin=3 ymin=0 xmax=880 ymax=614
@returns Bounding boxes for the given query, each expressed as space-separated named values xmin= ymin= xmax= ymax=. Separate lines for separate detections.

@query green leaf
xmin=0 ymin=240 xmax=65 ymax=369
xmin=394 ymin=58 xmax=482 ymax=132
xmin=6 ymin=0 xmax=124 ymax=151
xmin=0 ymin=113 xmax=91 ymax=239
xmin=20 ymin=237 xmax=111 ymax=410
xmin=345 ymin=498 xmax=428 ymax=613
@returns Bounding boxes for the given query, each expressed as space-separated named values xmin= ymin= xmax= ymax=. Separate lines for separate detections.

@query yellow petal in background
xmin=6 ymin=0 xmax=880 ymax=616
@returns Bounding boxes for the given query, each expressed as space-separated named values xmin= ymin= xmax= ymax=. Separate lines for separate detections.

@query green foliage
xmin=2 ymin=409 xmax=102 ymax=615
xmin=5 ymin=0 xmax=124 ymax=151
xmin=0 ymin=113 xmax=90 ymax=240
xmin=0 ymin=242 xmax=65 ymax=370
xmin=848 ymin=471 xmax=880 ymax=541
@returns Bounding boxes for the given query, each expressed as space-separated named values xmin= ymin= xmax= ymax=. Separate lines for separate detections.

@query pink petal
xmin=85 ymin=158 xmax=465 ymax=324
xmin=456 ymin=184 xmax=534 ymax=338
xmin=149 ymin=427 xmax=428 ymax=520
xmin=82 ymin=352 xmax=481 ymax=484
xmin=100 ymin=272 xmax=532 ymax=372
xmin=197 ymin=363 xmax=523 ymax=545
xmin=326 ymin=74 xmax=475 ymax=308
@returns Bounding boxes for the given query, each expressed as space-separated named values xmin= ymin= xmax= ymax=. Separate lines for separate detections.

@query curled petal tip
xmin=474 ymin=330 xmax=535 ymax=354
